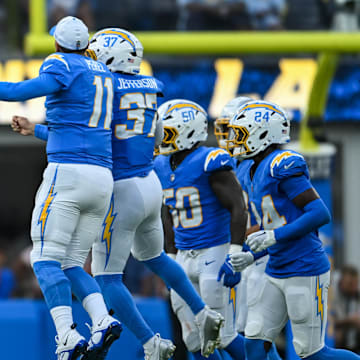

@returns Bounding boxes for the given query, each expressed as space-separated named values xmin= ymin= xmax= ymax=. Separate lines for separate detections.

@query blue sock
xmin=304 ymin=345 xmax=360 ymax=360
xmin=33 ymin=260 xmax=72 ymax=309
xmin=224 ymin=334 xmax=246 ymax=360
xmin=143 ymin=252 xmax=205 ymax=315
xmin=220 ymin=348 xmax=232 ymax=359
xmin=64 ymin=266 xmax=101 ymax=302
xmin=95 ymin=274 xmax=154 ymax=345
xmin=245 ymin=338 xmax=268 ymax=360
xmin=193 ymin=350 xmax=222 ymax=359
xmin=268 ymin=343 xmax=282 ymax=360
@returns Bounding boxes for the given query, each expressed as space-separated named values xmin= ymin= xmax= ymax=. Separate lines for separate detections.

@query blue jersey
xmin=154 ymin=146 xmax=235 ymax=250
xmin=236 ymin=149 xmax=330 ymax=278
xmin=41 ymin=53 xmax=114 ymax=169
xmin=111 ymin=73 xmax=163 ymax=180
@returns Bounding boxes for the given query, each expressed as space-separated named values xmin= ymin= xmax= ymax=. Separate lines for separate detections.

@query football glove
xmin=217 ymin=255 xmax=241 ymax=288
xmin=246 ymin=230 xmax=276 ymax=252
xmin=230 ymin=251 xmax=254 ymax=272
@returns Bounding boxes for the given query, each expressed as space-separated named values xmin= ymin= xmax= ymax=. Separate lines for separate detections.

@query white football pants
xmin=170 ymin=243 xmax=239 ymax=352
xmin=236 ymin=255 xmax=269 ymax=333
xmin=92 ymin=170 xmax=164 ymax=275
xmin=30 ymin=162 xmax=113 ymax=269
xmin=245 ymin=270 xmax=330 ymax=358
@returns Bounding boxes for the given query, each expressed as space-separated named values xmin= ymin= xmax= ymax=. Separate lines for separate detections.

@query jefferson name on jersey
xmin=111 ymin=73 xmax=164 ymax=180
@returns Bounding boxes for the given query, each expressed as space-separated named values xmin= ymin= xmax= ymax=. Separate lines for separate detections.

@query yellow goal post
xmin=25 ymin=0 xmax=360 ymax=151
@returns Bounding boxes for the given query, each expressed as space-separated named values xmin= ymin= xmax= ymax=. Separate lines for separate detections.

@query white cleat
xmin=143 ymin=334 xmax=176 ymax=360
xmin=83 ymin=314 xmax=122 ymax=360
xmin=55 ymin=326 xmax=87 ymax=360
xmin=195 ymin=306 xmax=224 ymax=358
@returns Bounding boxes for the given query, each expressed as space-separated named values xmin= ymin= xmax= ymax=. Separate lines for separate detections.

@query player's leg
xmin=170 ymin=267 xmax=222 ymax=360
xmin=133 ymin=171 xmax=205 ymax=314
xmin=245 ymin=257 xmax=282 ymax=360
xmin=198 ymin=244 xmax=245 ymax=360
xmin=244 ymin=275 xmax=288 ymax=360
xmin=30 ymin=163 xmax=87 ymax=359
xmin=236 ymin=265 xmax=249 ymax=334
xmin=287 ymin=271 xmax=360 ymax=360
xmin=192 ymin=350 xmax=223 ymax=359
xmin=91 ymin=177 xmax=175 ymax=359
xmin=132 ymin=171 xmax=223 ymax=356
xmin=61 ymin=164 xmax=121 ymax=359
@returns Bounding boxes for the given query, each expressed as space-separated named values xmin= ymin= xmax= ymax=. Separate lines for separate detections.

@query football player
xmin=154 ymin=99 xmax=249 ymax=360
xmin=226 ymin=100 xmax=360 ymax=360
xmin=215 ymin=97 xmax=282 ymax=360
xmin=16 ymin=28 xmax=224 ymax=359
xmin=3 ymin=17 xmax=121 ymax=360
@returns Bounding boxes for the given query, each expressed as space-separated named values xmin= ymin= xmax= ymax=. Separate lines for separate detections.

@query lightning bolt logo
xmin=38 ymin=167 xmax=58 ymax=255
xmin=270 ymin=151 xmax=303 ymax=175
xmin=165 ymin=103 xmax=206 ymax=116
xmin=316 ymin=276 xmax=324 ymax=337
xmin=241 ymin=103 xmax=285 ymax=117
xmin=229 ymin=287 xmax=237 ymax=323
xmin=101 ymin=195 xmax=117 ymax=269
xmin=44 ymin=54 xmax=70 ymax=71
xmin=204 ymin=149 xmax=228 ymax=171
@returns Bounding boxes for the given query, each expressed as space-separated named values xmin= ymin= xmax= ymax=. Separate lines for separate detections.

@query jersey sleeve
xmin=279 ymin=174 xmax=313 ymax=200
xmin=34 ymin=124 xmax=49 ymax=141
xmin=39 ymin=53 xmax=73 ymax=89
xmin=204 ymin=148 xmax=235 ymax=173
xmin=270 ymin=150 xmax=309 ymax=180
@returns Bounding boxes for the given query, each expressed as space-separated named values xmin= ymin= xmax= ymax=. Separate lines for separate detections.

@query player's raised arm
xmin=0 ymin=72 xmax=63 ymax=101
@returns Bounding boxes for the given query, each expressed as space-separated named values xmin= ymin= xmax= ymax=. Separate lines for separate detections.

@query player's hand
xmin=246 ymin=230 xmax=276 ymax=252
xmin=11 ymin=115 xmax=35 ymax=136
xmin=230 ymin=251 xmax=254 ymax=272
xmin=217 ymin=255 xmax=241 ymax=288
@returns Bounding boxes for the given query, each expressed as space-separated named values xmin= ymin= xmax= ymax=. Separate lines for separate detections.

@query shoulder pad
xmin=41 ymin=53 xmax=70 ymax=72
xmin=270 ymin=150 xmax=308 ymax=179
xmin=204 ymin=148 xmax=234 ymax=173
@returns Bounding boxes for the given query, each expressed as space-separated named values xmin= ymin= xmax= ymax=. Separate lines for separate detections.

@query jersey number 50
xmin=163 ymin=187 xmax=203 ymax=228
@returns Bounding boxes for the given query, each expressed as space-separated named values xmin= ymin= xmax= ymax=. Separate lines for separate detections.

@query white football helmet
xmin=227 ymin=100 xmax=290 ymax=158
xmin=157 ymin=99 xmax=208 ymax=155
xmin=214 ymin=96 xmax=252 ymax=149
xmin=89 ymin=28 xmax=143 ymax=74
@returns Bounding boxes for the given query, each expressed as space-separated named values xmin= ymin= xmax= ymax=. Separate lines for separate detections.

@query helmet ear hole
xmin=259 ymin=131 xmax=268 ymax=140
xmin=187 ymin=130 xmax=195 ymax=138
xmin=106 ymin=57 xmax=114 ymax=66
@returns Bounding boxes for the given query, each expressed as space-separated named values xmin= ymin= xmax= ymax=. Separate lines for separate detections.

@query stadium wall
xmin=0 ymin=298 xmax=172 ymax=360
